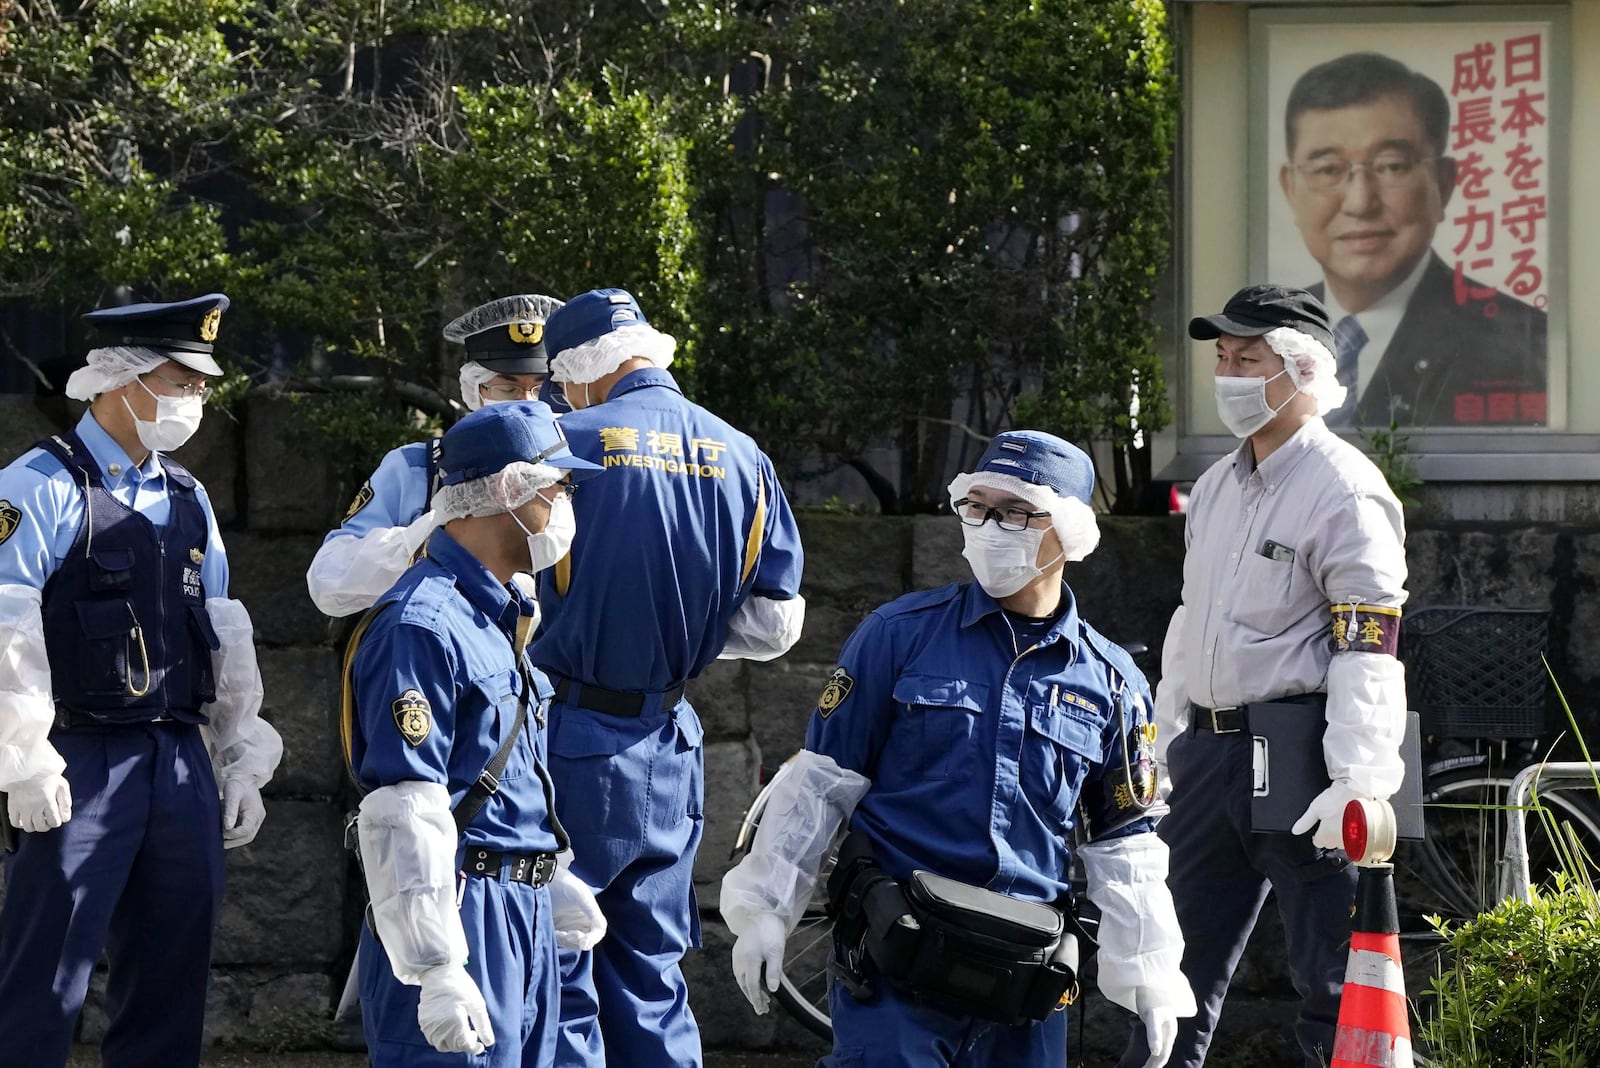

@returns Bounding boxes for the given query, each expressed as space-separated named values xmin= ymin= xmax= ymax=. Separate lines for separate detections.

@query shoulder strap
xmin=340 ymin=601 xmax=397 ymax=789
xmin=450 ymin=660 xmax=532 ymax=835
xmin=34 ymin=432 xmax=99 ymax=487
xmin=426 ymin=437 xmax=444 ymax=501
xmin=157 ymin=454 xmax=197 ymax=491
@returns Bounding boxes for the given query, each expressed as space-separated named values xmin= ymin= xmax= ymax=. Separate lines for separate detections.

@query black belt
xmin=54 ymin=707 xmax=197 ymax=730
xmin=552 ymin=678 xmax=685 ymax=718
xmin=1190 ymin=702 xmax=1246 ymax=734
xmin=463 ymin=848 xmax=558 ymax=887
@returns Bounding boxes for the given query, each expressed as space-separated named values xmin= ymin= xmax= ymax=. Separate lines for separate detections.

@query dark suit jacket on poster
xmin=1313 ymin=253 xmax=1548 ymax=428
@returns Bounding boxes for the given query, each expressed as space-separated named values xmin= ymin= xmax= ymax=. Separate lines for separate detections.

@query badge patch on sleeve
xmin=817 ymin=667 xmax=854 ymax=719
xmin=0 ymin=500 xmax=21 ymax=546
xmin=392 ymin=689 xmax=432 ymax=746
xmin=1329 ymin=603 xmax=1402 ymax=657
xmin=344 ymin=482 xmax=375 ymax=521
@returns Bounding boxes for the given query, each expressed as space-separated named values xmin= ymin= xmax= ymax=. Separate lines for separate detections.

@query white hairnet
xmin=430 ymin=461 xmax=564 ymax=522
xmin=551 ymin=324 xmax=676 ymax=386
xmin=1265 ymin=327 xmax=1347 ymax=416
xmin=64 ymin=346 xmax=167 ymax=401
xmin=457 ymin=361 xmax=496 ymax=412
xmin=443 ymin=294 xmax=565 ymax=343
xmin=947 ymin=470 xmax=1101 ymax=562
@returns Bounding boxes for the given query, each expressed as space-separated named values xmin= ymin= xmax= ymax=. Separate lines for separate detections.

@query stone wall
xmin=4 ymin=393 xmax=1598 ymax=1060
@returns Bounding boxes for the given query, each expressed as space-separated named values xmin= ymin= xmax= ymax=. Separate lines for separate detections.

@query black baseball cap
xmin=1189 ymin=285 xmax=1334 ymax=355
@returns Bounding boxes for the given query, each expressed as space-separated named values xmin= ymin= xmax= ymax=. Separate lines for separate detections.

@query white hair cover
xmin=457 ymin=361 xmax=497 ymax=412
xmin=442 ymin=294 xmax=565 ymax=343
xmin=551 ymin=323 xmax=676 ymax=386
xmin=64 ymin=346 xmax=168 ymax=401
xmin=947 ymin=470 xmax=1101 ymax=562
xmin=430 ymin=460 xmax=564 ymax=522
xmin=1264 ymin=327 xmax=1347 ymax=417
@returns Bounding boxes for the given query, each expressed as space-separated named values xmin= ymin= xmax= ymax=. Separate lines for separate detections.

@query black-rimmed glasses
xmin=951 ymin=498 xmax=1049 ymax=531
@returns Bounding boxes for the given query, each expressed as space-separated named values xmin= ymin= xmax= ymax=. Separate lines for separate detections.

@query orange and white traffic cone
xmin=1330 ymin=799 xmax=1414 ymax=1068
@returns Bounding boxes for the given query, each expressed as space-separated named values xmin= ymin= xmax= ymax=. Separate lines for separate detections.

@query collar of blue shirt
xmin=75 ymin=411 xmax=161 ymax=487
xmin=607 ymin=366 xmax=681 ymax=402
xmin=423 ymin=527 xmax=528 ymax=640
xmin=958 ymin=579 xmax=1081 ymax=655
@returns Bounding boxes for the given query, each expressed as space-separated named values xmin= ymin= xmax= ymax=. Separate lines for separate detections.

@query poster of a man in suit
xmin=1263 ymin=19 xmax=1560 ymax=429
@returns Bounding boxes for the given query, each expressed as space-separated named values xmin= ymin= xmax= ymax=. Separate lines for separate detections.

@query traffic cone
xmin=1331 ymin=799 xmax=1414 ymax=1068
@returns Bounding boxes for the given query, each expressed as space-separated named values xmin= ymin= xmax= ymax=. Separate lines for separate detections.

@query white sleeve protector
xmin=202 ymin=598 xmax=283 ymax=789
xmin=0 ymin=584 xmax=66 ymax=790
xmin=1078 ymin=834 xmax=1197 ymax=1020
xmin=718 ymin=594 xmax=807 ymax=663
xmin=306 ymin=510 xmax=441 ymax=618
xmin=1152 ymin=605 xmax=1189 ymax=768
xmin=719 ymin=748 xmax=871 ymax=936
xmin=358 ymin=780 xmax=469 ymax=986
xmin=1324 ymin=652 xmax=1407 ymax=799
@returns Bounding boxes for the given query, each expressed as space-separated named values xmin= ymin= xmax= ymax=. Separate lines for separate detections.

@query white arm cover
xmin=358 ymin=780 xmax=469 ymax=986
xmin=718 ymin=594 xmax=807 ymax=663
xmin=0 ymin=584 xmax=65 ymax=790
xmin=1152 ymin=605 xmax=1189 ymax=768
xmin=306 ymin=511 xmax=441 ymax=618
xmin=719 ymin=749 xmax=870 ymax=936
xmin=202 ymin=598 xmax=283 ymax=789
xmin=1324 ymin=652 xmax=1407 ymax=799
xmin=1079 ymin=834 xmax=1197 ymax=1019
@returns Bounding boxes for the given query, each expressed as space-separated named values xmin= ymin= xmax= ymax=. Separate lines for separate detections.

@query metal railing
xmin=1500 ymin=761 xmax=1600 ymax=903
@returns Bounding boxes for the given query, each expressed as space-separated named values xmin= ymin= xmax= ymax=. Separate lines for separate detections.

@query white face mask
xmin=961 ymin=522 xmax=1062 ymax=598
xmin=123 ymin=378 xmax=203 ymax=453
xmin=511 ymin=492 xmax=576 ymax=572
xmin=1214 ymin=368 xmax=1297 ymax=439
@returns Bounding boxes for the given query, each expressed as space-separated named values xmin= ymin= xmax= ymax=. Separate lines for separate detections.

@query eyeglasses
xmin=950 ymin=498 xmax=1050 ymax=532
xmin=141 ymin=371 xmax=211 ymax=400
xmin=543 ymin=480 xmax=578 ymax=501
xmin=480 ymin=382 xmax=542 ymax=401
xmin=1291 ymin=154 xmax=1437 ymax=194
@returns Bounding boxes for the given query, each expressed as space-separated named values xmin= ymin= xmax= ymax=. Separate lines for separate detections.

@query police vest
xmin=34 ymin=431 xmax=219 ymax=724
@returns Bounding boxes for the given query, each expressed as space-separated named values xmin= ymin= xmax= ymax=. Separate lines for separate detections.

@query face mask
xmin=961 ymin=522 xmax=1061 ymax=598
xmin=512 ymin=492 xmax=576 ymax=572
xmin=122 ymin=378 xmax=203 ymax=453
xmin=1214 ymin=368 xmax=1297 ymax=439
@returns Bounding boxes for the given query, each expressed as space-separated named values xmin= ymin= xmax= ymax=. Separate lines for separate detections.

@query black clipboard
xmin=1249 ymin=703 xmax=1425 ymax=841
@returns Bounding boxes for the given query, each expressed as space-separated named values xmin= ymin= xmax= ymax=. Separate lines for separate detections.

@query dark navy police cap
xmin=971 ymin=430 xmax=1094 ymax=503
xmin=82 ymin=293 xmax=230 ymax=377
xmin=438 ymin=400 xmax=603 ymax=487
xmin=1188 ymin=284 xmax=1335 ymax=356
xmin=446 ymin=295 xmax=563 ymax=377
xmin=543 ymin=288 xmax=649 ymax=371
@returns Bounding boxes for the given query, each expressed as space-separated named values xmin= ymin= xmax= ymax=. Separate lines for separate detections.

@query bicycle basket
xmin=1399 ymin=607 xmax=1550 ymax=739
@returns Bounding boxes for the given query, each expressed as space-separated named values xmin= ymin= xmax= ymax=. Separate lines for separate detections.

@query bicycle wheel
xmin=1398 ymin=767 xmax=1600 ymax=924
xmin=730 ymin=764 xmax=836 ymax=1041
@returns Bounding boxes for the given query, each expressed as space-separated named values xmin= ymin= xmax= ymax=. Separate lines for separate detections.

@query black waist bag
xmin=885 ymin=870 xmax=1079 ymax=1026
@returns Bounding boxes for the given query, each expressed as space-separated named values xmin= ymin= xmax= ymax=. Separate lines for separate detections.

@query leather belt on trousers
xmin=552 ymin=678 xmax=685 ymax=718
xmin=463 ymin=847 xmax=558 ymax=887
xmin=1190 ymin=702 xmax=1246 ymax=734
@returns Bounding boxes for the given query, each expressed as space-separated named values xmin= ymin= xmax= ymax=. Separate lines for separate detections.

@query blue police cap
xmin=543 ymin=288 xmax=649 ymax=372
xmin=971 ymin=431 xmax=1094 ymax=503
xmin=82 ymin=293 xmax=230 ymax=377
xmin=438 ymin=401 xmax=604 ymax=487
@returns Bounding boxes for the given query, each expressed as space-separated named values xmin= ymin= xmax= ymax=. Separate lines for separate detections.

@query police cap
xmin=82 ymin=293 xmax=230 ymax=376
xmin=438 ymin=401 xmax=603 ymax=487
xmin=971 ymin=431 xmax=1094 ymax=504
xmin=443 ymin=294 xmax=564 ymax=377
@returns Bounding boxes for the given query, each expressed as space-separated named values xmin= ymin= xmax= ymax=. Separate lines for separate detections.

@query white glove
xmin=731 ymin=911 xmax=786 ymax=1015
xmin=220 ymin=776 xmax=266 ymax=848
xmin=416 ymin=965 xmax=495 ymax=1054
xmin=1291 ymin=780 xmax=1371 ymax=851
xmin=550 ymin=860 xmax=607 ymax=951
xmin=1138 ymin=986 xmax=1179 ymax=1068
xmin=7 ymin=772 xmax=72 ymax=833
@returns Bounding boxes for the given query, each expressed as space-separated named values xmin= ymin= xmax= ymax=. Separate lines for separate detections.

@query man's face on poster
xmin=1280 ymin=93 xmax=1458 ymax=310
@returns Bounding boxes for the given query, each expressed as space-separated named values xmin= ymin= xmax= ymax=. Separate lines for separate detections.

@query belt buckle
xmin=1210 ymin=706 xmax=1241 ymax=735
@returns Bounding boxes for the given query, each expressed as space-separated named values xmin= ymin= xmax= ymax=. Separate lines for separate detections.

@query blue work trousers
xmin=1117 ymin=724 xmax=1358 ymax=1068
xmin=0 ymin=722 xmax=224 ymax=1068
xmin=359 ymin=875 xmax=558 ymax=1066
xmin=821 ymin=975 xmax=1067 ymax=1068
xmin=547 ymin=696 xmax=704 ymax=1068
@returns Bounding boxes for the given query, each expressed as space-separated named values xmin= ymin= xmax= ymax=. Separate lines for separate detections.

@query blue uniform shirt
xmin=349 ymin=529 xmax=560 ymax=855
xmin=532 ymin=368 xmax=804 ymax=691
xmin=323 ymin=440 xmax=433 ymax=546
xmin=0 ymin=411 xmax=229 ymax=595
xmin=805 ymin=581 xmax=1157 ymax=906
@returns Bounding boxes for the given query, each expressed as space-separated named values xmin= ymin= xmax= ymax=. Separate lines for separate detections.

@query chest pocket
xmin=1229 ymin=543 xmax=1310 ymax=635
xmin=892 ymin=674 xmax=986 ymax=781
xmin=1022 ymin=702 xmax=1101 ymax=827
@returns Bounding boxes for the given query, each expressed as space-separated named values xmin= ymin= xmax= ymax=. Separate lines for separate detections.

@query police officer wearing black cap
xmin=1118 ymin=285 xmax=1408 ymax=1068
xmin=308 ymin=293 xmax=564 ymax=617
xmin=0 ymin=294 xmax=284 ymax=1067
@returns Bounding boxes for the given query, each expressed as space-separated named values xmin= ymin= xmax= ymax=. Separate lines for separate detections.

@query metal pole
xmin=1499 ymin=762 xmax=1600 ymax=903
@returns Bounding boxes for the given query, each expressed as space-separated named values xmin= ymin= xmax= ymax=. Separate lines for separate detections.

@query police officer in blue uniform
xmin=308 ymin=294 xmax=564 ymax=617
xmin=0 ymin=295 xmax=284 ymax=1068
xmin=535 ymin=288 xmax=806 ymax=1068
xmin=347 ymin=400 xmax=608 ymax=1065
xmin=721 ymin=432 xmax=1195 ymax=1068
